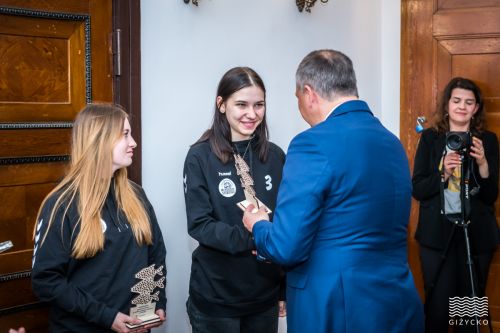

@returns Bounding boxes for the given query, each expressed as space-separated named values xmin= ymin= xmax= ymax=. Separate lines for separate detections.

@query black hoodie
xmin=183 ymin=139 xmax=285 ymax=316
xmin=31 ymin=182 xmax=166 ymax=332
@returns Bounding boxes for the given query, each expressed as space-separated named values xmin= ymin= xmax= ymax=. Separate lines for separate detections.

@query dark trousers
xmin=187 ymin=298 xmax=279 ymax=333
xmin=420 ymin=237 xmax=493 ymax=333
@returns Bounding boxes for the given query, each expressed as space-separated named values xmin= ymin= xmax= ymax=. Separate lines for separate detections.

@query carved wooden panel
xmin=438 ymin=0 xmax=500 ymax=10
xmin=0 ymin=1 xmax=112 ymax=331
xmin=0 ymin=8 xmax=89 ymax=122
xmin=402 ymin=0 xmax=500 ymax=330
xmin=0 ymin=129 xmax=71 ymax=157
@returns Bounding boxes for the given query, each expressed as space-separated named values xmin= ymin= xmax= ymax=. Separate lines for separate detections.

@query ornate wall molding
xmin=0 ymin=155 xmax=70 ymax=165
xmin=0 ymin=270 xmax=31 ymax=283
xmin=0 ymin=122 xmax=73 ymax=130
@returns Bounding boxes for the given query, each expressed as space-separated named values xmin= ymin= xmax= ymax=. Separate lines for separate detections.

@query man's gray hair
xmin=296 ymin=49 xmax=358 ymax=100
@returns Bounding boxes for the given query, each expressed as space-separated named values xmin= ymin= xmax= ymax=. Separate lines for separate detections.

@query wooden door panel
xmin=0 ymin=129 xmax=71 ymax=157
xmin=0 ymin=308 xmax=49 ymax=333
xmin=440 ymin=38 xmax=500 ymax=55
xmin=452 ymin=55 xmax=500 ymax=92
xmin=0 ymin=279 xmax=39 ymax=309
xmin=438 ymin=0 xmax=500 ymax=10
xmin=0 ymin=163 xmax=67 ymax=187
xmin=403 ymin=0 xmax=500 ymax=330
xmin=434 ymin=7 xmax=500 ymax=37
xmin=0 ymin=1 xmax=112 ymax=330
xmin=0 ymin=10 xmax=88 ymax=122
xmin=0 ymin=182 xmax=60 ymax=252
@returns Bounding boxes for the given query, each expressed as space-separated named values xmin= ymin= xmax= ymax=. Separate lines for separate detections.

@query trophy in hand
xmin=234 ymin=154 xmax=271 ymax=214
xmin=125 ymin=264 xmax=165 ymax=329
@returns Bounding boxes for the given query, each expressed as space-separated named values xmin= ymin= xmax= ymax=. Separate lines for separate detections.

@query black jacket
xmin=183 ymin=139 xmax=285 ymax=316
xmin=31 ymin=182 xmax=166 ymax=332
xmin=412 ymin=128 xmax=499 ymax=253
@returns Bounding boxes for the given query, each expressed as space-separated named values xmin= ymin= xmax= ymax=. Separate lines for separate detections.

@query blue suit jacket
xmin=253 ymin=100 xmax=424 ymax=333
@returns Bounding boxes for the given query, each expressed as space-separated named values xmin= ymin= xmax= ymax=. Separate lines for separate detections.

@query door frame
xmin=113 ymin=0 xmax=142 ymax=184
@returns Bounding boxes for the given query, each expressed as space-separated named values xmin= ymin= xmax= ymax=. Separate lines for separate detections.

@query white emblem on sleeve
xmin=265 ymin=175 xmax=273 ymax=191
xmin=218 ymin=178 xmax=237 ymax=198
xmin=101 ymin=219 xmax=107 ymax=233
xmin=32 ymin=218 xmax=44 ymax=268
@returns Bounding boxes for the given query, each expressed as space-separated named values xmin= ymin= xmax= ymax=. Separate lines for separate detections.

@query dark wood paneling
xmin=0 ymin=163 xmax=67 ymax=186
xmin=0 ymin=306 xmax=49 ymax=333
xmin=0 ymin=278 xmax=39 ymax=309
xmin=0 ymin=129 xmax=71 ymax=157
xmin=0 ymin=182 xmax=58 ymax=251
xmin=0 ymin=251 xmax=34 ymax=275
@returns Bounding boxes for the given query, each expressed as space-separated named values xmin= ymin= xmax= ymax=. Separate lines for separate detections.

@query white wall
xmin=141 ymin=1 xmax=401 ymax=332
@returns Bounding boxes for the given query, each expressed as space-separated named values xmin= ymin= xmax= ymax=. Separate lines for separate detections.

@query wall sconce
xmin=296 ymin=0 xmax=329 ymax=13
xmin=183 ymin=0 xmax=329 ymax=11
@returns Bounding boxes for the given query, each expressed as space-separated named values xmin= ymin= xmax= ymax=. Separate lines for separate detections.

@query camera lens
xmin=447 ymin=133 xmax=463 ymax=151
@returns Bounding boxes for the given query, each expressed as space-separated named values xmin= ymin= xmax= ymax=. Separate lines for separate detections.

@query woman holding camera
xmin=412 ymin=77 xmax=499 ymax=332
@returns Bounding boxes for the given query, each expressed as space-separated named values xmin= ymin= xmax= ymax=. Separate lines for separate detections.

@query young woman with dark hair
xmin=183 ymin=67 xmax=285 ymax=333
xmin=413 ymin=77 xmax=499 ymax=332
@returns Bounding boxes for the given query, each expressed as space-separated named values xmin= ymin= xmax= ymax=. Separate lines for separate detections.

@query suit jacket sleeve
xmin=253 ymin=132 xmax=331 ymax=267
xmin=183 ymin=150 xmax=254 ymax=254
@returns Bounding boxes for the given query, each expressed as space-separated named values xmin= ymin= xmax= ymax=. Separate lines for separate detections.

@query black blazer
xmin=412 ymin=128 xmax=499 ymax=253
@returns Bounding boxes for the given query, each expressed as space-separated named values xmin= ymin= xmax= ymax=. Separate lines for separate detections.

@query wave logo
xmin=449 ymin=297 xmax=489 ymax=317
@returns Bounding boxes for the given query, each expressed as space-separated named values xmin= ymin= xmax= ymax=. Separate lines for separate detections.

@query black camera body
xmin=446 ymin=131 xmax=472 ymax=154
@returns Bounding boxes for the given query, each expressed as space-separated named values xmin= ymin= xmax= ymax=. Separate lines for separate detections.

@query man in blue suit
xmin=243 ymin=50 xmax=424 ymax=333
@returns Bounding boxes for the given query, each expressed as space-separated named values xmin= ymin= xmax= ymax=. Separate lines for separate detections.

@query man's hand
xmin=9 ymin=328 xmax=25 ymax=333
xmin=111 ymin=312 xmax=145 ymax=333
xmin=279 ymin=301 xmax=287 ymax=317
xmin=242 ymin=204 xmax=269 ymax=233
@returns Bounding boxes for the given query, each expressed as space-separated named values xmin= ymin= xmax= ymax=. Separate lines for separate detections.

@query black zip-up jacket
xmin=31 ymin=182 xmax=166 ymax=332
xmin=183 ymin=139 xmax=285 ymax=317
xmin=412 ymin=128 xmax=499 ymax=253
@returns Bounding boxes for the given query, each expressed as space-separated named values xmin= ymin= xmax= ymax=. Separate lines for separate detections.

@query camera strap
xmin=440 ymin=151 xmax=472 ymax=224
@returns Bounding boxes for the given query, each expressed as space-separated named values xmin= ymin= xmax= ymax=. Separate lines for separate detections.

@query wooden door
xmin=0 ymin=1 xmax=112 ymax=331
xmin=402 ymin=0 xmax=500 ymax=330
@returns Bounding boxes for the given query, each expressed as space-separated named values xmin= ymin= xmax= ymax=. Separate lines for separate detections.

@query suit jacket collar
xmin=327 ymin=100 xmax=373 ymax=120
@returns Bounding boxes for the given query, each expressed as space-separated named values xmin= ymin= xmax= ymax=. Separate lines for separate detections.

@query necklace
xmin=233 ymin=139 xmax=252 ymax=160
xmin=233 ymin=139 xmax=271 ymax=214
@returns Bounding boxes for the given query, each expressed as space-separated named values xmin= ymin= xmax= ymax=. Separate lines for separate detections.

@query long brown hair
xmin=196 ymin=67 xmax=270 ymax=164
xmin=432 ymin=77 xmax=485 ymax=134
xmin=35 ymin=104 xmax=152 ymax=259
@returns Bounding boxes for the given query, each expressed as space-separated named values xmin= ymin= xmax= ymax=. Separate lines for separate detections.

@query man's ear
xmin=303 ymin=84 xmax=319 ymax=106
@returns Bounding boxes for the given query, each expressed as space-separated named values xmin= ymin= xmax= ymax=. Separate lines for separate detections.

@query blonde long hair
xmin=35 ymin=104 xmax=152 ymax=259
